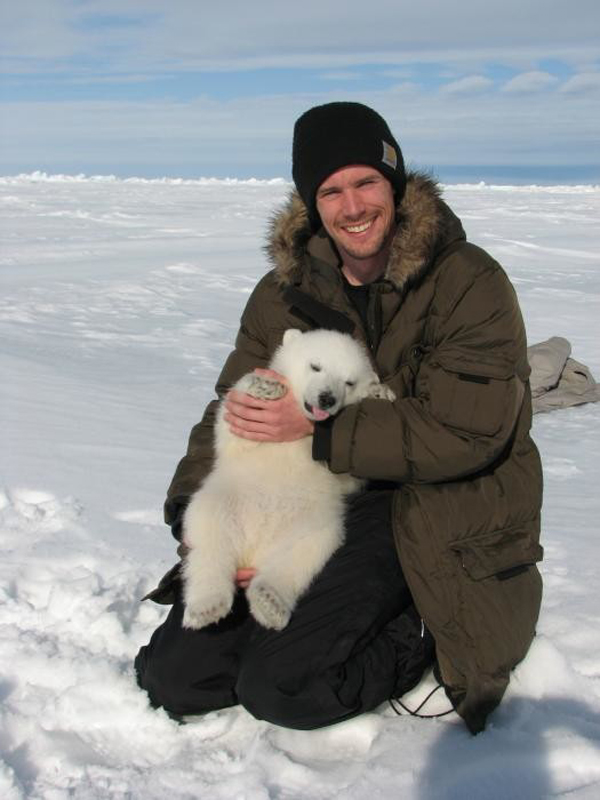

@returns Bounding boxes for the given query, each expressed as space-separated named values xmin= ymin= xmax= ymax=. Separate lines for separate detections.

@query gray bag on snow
xmin=527 ymin=337 xmax=600 ymax=414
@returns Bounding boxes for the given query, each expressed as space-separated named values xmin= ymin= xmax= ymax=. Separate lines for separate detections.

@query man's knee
xmin=236 ymin=646 xmax=356 ymax=730
xmin=236 ymin=652 xmax=291 ymax=727
xmin=236 ymin=649 xmax=318 ymax=730
xmin=135 ymin=643 xmax=182 ymax=710
xmin=137 ymin=640 xmax=240 ymax=717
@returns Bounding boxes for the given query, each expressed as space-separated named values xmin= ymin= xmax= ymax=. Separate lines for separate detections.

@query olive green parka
xmin=165 ymin=173 xmax=543 ymax=734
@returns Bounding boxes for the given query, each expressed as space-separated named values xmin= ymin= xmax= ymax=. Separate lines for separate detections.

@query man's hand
xmin=224 ymin=368 xmax=314 ymax=442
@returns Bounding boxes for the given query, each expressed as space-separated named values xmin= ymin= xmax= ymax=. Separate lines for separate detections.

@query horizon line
xmin=1 ymin=171 xmax=599 ymax=192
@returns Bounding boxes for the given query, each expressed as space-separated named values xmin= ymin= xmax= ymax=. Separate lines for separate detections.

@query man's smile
xmin=343 ymin=219 xmax=374 ymax=235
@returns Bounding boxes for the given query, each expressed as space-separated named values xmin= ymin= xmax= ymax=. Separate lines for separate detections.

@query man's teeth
xmin=345 ymin=220 xmax=372 ymax=233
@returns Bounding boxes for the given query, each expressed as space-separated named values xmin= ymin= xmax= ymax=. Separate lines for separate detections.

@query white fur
xmin=182 ymin=329 xmax=395 ymax=630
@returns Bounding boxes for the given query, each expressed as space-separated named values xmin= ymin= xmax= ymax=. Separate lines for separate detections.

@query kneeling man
xmin=135 ymin=101 xmax=543 ymax=734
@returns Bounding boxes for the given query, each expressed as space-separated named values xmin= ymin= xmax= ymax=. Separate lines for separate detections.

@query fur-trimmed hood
xmin=265 ymin=172 xmax=465 ymax=291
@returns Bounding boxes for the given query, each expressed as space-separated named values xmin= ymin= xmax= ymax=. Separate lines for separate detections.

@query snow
xmin=1 ymin=174 xmax=599 ymax=799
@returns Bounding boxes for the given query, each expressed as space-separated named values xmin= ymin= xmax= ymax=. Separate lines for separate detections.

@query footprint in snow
xmin=0 ymin=488 xmax=82 ymax=538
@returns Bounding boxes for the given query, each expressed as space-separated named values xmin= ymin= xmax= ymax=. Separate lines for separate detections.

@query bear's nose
xmin=318 ymin=391 xmax=336 ymax=410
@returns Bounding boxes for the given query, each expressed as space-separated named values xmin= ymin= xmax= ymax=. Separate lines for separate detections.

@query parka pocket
xmin=384 ymin=343 xmax=427 ymax=398
xmin=449 ymin=526 xmax=543 ymax=581
xmin=427 ymin=356 xmax=516 ymax=437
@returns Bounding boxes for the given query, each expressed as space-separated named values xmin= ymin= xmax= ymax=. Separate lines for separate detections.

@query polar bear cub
xmin=182 ymin=328 xmax=395 ymax=631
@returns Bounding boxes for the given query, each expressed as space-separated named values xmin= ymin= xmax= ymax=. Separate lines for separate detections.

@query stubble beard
xmin=334 ymin=218 xmax=395 ymax=264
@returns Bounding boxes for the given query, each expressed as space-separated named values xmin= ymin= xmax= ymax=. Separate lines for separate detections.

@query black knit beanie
xmin=292 ymin=102 xmax=406 ymax=227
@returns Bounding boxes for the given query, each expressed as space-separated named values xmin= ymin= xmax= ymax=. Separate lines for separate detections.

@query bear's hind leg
xmin=182 ymin=545 xmax=237 ymax=629
xmin=246 ymin=520 xmax=343 ymax=630
xmin=181 ymin=491 xmax=238 ymax=629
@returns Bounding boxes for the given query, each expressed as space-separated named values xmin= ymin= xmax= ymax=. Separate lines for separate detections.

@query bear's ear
xmin=282 ymin=329 xmax=303 ymax=346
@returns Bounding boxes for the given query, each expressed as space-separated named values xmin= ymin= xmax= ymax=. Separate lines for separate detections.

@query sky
xmin=1 ymin=0 xmax=599 ymax=182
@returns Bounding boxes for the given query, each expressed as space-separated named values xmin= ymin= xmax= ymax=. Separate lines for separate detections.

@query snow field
xmin=1 ymin=175 xmax=599 ymax=798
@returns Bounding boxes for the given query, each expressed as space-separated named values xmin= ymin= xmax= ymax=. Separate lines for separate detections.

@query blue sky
xmin=1 ymin=0 xmax=599 ymax=182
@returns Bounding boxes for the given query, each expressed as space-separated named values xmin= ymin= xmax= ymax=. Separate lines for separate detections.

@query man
xmin=135 ymin=102 xmax=543 ymax=734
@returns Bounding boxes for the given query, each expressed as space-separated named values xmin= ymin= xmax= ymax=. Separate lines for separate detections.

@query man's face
xmin=315 ymin=165 xmax=396 ymax=263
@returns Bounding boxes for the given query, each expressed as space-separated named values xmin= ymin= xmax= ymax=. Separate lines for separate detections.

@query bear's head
xmin=270 ymin=329 xmax=392 ymax=422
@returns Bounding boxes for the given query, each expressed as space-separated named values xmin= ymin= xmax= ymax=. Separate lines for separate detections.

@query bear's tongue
xmin=311 ymin=406 xmax=330 ymax=421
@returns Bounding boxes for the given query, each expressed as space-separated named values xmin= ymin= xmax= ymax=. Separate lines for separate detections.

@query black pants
xmin=135 ymin=489 xmax=434 ymax=729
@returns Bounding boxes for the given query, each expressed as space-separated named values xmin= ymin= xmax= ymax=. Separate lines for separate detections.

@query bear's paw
xmin=368 ymin=382 xmax=396 ymax=401
xmin=182 ymin=590 xmax=234 ymax=629
xmin=241 ymin=374 xmax=287 ymax=401
xmin=247 ymin=579 xmax=292 ymax=630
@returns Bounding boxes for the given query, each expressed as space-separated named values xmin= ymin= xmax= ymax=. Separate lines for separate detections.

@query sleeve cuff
xmin=312 ymin=417 xmax=333 ymax=461
xmin=164 ymin=495 xmax=190 ymax=541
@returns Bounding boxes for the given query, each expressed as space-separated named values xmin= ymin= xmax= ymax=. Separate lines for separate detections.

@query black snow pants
xmin=134 ymin=489 xmax=435 ymax=729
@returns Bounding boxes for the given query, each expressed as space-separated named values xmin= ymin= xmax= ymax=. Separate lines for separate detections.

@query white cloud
xmin=379 ymin=69 xmax=415 ymax=81
xmin=2 ymin=0 xmax=599 ymax=74
xmin=386 ymin=82 xmax=421 ymax=95
xmin=502 ymin=71 xmax=558 ymax=93
xmin=319 ymin=71 xmax=363 ymax=81
xmin=559 ymin=72 xmax=600 ymax=93
xmin=440 ymin=75 xmax=493 ymax=94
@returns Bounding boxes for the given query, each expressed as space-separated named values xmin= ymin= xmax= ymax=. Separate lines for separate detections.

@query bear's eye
xmin=310 ymin=363 xmax=322 ymax=372
xmin=346 ymin=380 xmax=356 ymax=388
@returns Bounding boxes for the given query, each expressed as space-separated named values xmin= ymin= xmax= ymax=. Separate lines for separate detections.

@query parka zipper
xmin=365 ymin=284 xmax=383 ymax=352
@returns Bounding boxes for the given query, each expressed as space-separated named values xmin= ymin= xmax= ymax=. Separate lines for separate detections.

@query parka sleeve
xmin=163 ymin=278 xmax=274 ymax=529
xmin=326 ymin=261 xmax=532 ymax=483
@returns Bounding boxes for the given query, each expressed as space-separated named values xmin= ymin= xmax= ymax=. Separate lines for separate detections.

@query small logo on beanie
xmin=381 ymin=140 xmax=397 ymax=170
